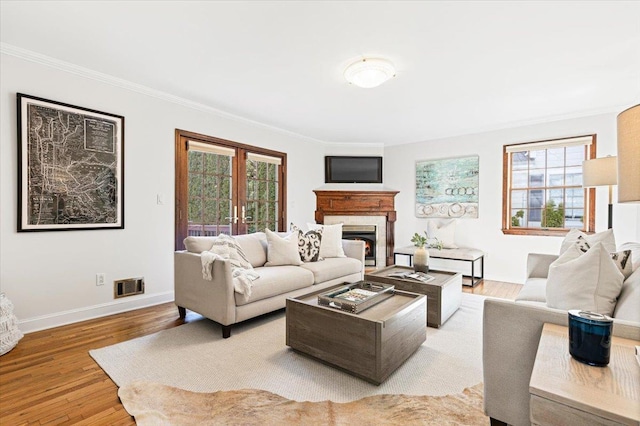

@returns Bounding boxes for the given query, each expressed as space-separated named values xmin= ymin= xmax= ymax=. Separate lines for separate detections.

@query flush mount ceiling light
xmin=344 ymin=58 xmax=396 ymax=88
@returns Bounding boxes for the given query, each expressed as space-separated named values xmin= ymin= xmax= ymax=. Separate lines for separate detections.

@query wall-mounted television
xmin=325 ymin=156 xmax=383 ymax=183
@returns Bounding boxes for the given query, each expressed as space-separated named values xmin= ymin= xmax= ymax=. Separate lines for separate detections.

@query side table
xmin=529 ymin=323 xmax=640 ymax=426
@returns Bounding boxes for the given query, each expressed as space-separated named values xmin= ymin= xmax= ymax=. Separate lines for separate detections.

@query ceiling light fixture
xmin=344 ymin=58 xmax=396 ymax=89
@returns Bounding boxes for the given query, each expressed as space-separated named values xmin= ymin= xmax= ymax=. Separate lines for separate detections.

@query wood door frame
xmin=175 ymin=129 xmax=287 ymax=250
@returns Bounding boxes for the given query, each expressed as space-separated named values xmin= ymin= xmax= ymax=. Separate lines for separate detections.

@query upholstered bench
xmin=393 ymin=245 xmax=484 ymax=287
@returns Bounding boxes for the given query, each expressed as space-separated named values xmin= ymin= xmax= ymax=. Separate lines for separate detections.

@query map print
xmin=26 ymin=103 xmax=119 ymax=226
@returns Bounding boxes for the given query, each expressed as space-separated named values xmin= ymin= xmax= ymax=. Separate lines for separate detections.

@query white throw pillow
xmin=559 ymin=228 xmax=616 ymax=255
xmin=307 ymin=223 xmax=346 ymax=258
xmin=546 ymin=242 xmax=624 ymax=316
xmin=427 ymin=220 xmax=458 ymax=249
xmin=264 ymin=229 xmax=303 ymax=266
xmin=208 ymin=234 xmax=253 ymax=270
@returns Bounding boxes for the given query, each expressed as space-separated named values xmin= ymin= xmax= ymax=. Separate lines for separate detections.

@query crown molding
xmin=0 ymin=42 xmax=327 ymax=146
xmin=387 ymin=104 xmax=631 ymax=147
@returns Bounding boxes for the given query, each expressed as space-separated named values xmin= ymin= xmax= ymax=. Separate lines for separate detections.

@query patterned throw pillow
xmin=576 ymin=235 xmax=591 ymax=252
xmin=292 ymin=224 xmax=323 ymax=262
xmin=611 ymin=250 xmax=633 ymax=278
xmin=575 ymin=236 xmax=632 ymax=278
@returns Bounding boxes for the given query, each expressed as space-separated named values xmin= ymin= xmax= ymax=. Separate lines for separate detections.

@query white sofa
xmin=483 ymin=245 xmax=640 ymax=426
xmin=174 ymin=232 xmax=365 ymax=338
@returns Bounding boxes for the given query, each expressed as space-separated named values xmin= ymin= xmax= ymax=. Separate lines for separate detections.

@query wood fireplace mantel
xmin=314 ymin=190 xmax=399 ymax=266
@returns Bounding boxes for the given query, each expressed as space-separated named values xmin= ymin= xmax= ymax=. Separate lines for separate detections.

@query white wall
xmin=385 ymin=114 xmax=640 ymax=284
xmin=0 ymin=53 xmax=324 ymax=332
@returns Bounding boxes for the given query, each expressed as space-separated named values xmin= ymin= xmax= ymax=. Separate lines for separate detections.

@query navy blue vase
xmin=568 ymin=310 xmax=612 ymax=367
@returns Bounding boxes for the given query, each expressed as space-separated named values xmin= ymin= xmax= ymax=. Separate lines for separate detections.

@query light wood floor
xmin=0 ymin=279 xmax=521 ymax=425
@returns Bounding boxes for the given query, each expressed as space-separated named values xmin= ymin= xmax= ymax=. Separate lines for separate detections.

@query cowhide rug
xmin=118 ymin=382 xmax=487 ymax=425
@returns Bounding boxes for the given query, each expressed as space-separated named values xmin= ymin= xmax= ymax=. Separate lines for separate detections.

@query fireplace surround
xmin=314 ymin=190 xmax=399 ymax=267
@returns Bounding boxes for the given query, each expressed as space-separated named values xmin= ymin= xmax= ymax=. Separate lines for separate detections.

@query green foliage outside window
xmin=511 ymin=210 xmax=524 ymax=227
xmin=541 ymin=200 xmax=564 ymax=228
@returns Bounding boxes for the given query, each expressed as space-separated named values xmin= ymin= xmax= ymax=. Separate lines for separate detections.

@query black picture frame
xmin=17 ymin=93 xmax=125 ymax=231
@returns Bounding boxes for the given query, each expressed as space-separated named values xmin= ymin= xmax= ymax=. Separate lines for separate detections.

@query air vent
xmin=114 ymin=277 xmax=144 ymax=299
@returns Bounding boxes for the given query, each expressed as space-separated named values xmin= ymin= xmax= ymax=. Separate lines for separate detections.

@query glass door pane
xmin=187 ymin=150 xmax=234 ymax=236
xmin=245 ymin=157 xmax=279 ymax=233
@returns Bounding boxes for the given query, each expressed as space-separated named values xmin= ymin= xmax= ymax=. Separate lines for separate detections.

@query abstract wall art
xmin=415 ymin=155 xmax=479 ymax=218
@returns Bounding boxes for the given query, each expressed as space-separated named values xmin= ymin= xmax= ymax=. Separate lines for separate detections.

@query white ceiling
xmin=1 ymin=1 xmax=639 ymax=146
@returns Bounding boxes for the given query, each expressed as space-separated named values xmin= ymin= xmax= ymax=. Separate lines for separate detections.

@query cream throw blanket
xmin=200 ymin=234 xmax=259 ymax=299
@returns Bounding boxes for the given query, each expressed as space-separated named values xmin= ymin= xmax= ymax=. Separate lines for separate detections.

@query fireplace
xmin=342 ymin=225 xmax=377 ymax=266
xmin=314 ymin=190 xmax=398 ymax=267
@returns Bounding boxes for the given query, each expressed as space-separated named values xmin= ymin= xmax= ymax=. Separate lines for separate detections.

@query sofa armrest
xmin=526 ymin=253 xmax=558 ymax=279
xmin=482 ymin=299 xmax=640 ymax=426
xmin=342 ymin=239 xmax=365 ymax=264
xmin=174 ymin=251 xmax=236 ymax=325
xmin=483 ymin=299 xmax=567 ymax=426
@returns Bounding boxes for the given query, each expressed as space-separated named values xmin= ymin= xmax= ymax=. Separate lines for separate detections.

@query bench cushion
xmin=395 ymin=245 xmax=483 ymax=261
xmin=428 ymin=247 xmax=484 ymax=261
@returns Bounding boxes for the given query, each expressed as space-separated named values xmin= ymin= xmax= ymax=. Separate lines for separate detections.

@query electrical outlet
xmin=96 ymin=273 xmax=106 ymax=286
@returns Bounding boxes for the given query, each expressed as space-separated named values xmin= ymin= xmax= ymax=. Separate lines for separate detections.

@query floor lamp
xmin=583 ymin=156 xmax=617 ymax=229
xmin=617 ymin=104 xmax=640 ymax=203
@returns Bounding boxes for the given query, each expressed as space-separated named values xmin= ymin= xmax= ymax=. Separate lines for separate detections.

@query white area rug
xmin=90 ymin=293 xmax=485 ymax=402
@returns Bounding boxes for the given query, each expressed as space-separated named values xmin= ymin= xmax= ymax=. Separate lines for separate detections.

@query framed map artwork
xmin=415 ymin=155 xmax=479 ymax=218
xmin=17 ymin=94 xmax=125 ymax=231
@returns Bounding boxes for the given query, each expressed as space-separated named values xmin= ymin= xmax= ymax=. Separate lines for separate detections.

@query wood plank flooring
xmin=0 ymin=279 xmax=521 ymax=425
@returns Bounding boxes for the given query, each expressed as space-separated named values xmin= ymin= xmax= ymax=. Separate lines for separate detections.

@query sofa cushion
xmin=264 ymin=229 xmax=303 ymax=266
xmin=299 ymin=257 xmax=362 ymax=284
xmin=613 ymin=267 xmax=640 ymax=322
xmin=560 ymin=228 xmax=616 ymax=255
xmin=307 ymin=223 xmax=346 ymax=258
xmin=235 ymin=266 xmax=313 ymax=306
xmin=546 ymin=243 xmax=624 ymax=316
xmin=516 ymin=278 xmax=547 ymax=303
xmin=234 ymin=232 xmax=268 ymax=268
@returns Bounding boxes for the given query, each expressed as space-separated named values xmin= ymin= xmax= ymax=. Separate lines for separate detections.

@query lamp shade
xmin=344 ymin=58 xmax=395 ymax=88
xmin=617 ymin=104 xmax=640 ymax=202
xmin=582 ymin=156 xmax=618 ymax=187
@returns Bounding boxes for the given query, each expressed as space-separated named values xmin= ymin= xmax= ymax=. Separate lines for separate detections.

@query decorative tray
xmin=318 ymin=281 xmax=395 ymax=314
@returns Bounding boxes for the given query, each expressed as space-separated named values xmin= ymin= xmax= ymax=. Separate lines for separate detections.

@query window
xmin=175 ymin=130 xmax=287 ymax=250
xmin=502 ymin=135 xmax=596 ymax=236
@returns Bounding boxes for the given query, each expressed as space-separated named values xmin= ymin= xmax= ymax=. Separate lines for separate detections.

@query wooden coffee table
xmin=365 ymin=265 xmax=462 ymax=328
xmin=286 ymin=283 xmax=426 ymax=385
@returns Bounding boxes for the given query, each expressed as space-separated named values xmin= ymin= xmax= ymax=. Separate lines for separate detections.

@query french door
xmin=175 ymin=130 xmax=287 ymax=250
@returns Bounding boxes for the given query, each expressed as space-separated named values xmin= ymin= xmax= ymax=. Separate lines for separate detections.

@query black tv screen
xmin=325 ymin=156 xmax=383 ymax=183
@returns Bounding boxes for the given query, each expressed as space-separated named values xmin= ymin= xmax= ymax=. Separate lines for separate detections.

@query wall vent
xmin=114 ymin=277 xmax=144 ymax=299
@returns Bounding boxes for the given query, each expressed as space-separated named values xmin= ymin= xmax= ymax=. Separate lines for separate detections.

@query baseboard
xmin=18 ymin=291 xmax=175 ymax=334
